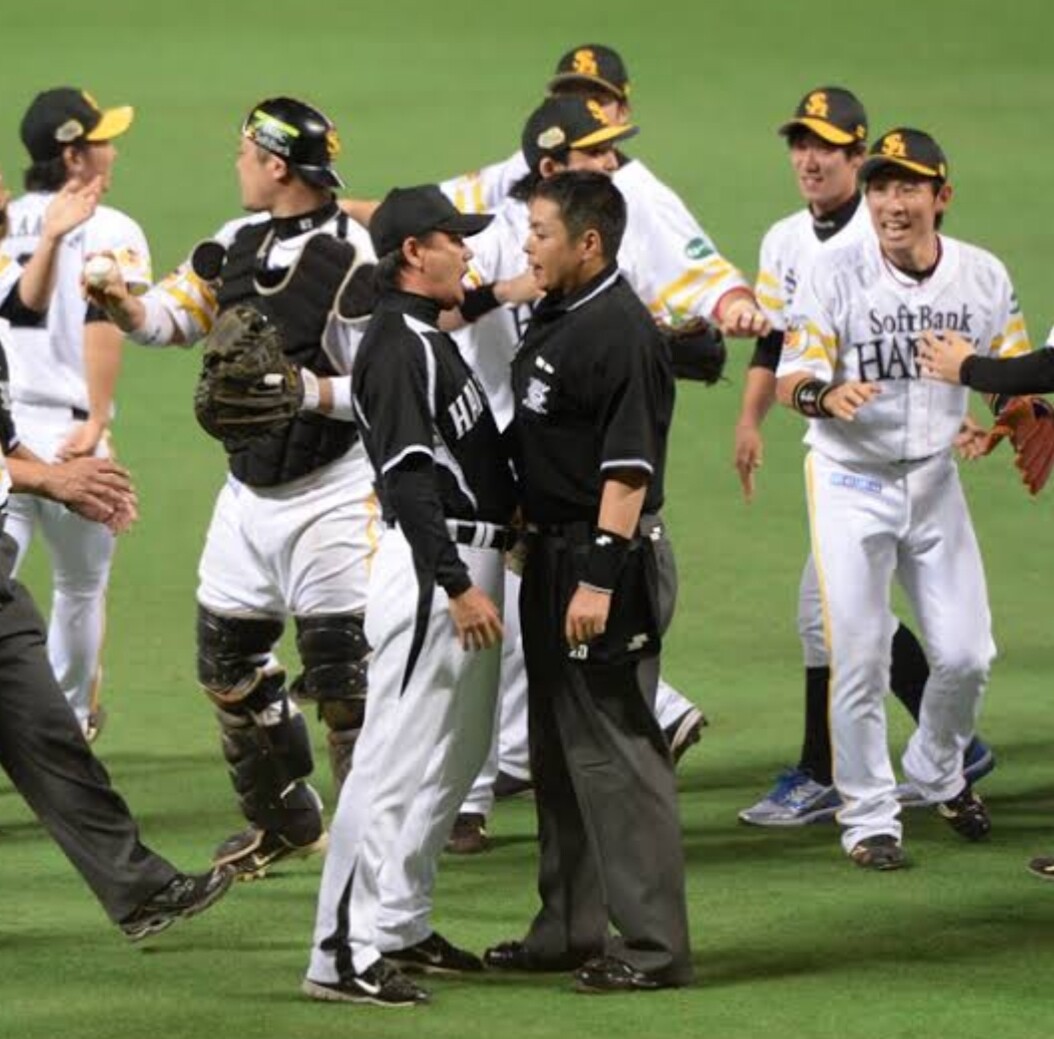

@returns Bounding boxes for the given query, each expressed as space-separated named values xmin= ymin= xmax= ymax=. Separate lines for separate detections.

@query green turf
xmin=2 ymin=1 xmax=1054 ymax=1036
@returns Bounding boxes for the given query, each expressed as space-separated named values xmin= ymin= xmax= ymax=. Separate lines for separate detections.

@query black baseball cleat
xmin=937 ymin=785 xmax=991 ymax=841
xmin=120 ymin=866 xmax=234 ymax=942
xmin=445 ymin=813 xmax=489 ymax=855
xmin=663 ymin=706 xmax=708 ymax=766
xmin=386 ymin=931 xmax=484 ymax=974
xmin=1026 ymin=855 xmax=1054 ymax=881
xmin=301 ymin=959 xmax=430 ymax=1007
xmin=483 ymin=939 xmax=588 ymax=973
xmin=213 ymin=824 xmax=328 ymax=880
xmin=848 ymin=834 xmax=907 ymax=871
xmin=493 ymin=770 xmax=534 ymax=800
xmin=573 ymin=956 xmax=672 ymax=994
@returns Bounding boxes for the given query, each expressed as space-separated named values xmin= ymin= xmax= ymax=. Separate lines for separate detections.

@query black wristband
xmin=959 ymin=354 xmax=977 ymax=388
xmin=580 ymin=528 xmax=632 ymax=593
xmin=460 ymin=284 xmax=501 ymax=323
xmin=791 ymin=378 xmax=834 ymax=418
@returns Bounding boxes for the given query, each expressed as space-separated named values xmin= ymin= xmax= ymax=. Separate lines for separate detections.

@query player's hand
xmin=495 ymin=269 xmax=544 ymax=306
xmin=56 ymin=417 xmax=108 ymax=461
xmin=42 ymin=176 xmax=103 ymax=241
xmin=449 ymin=584 xmax=504 ymax=651
xmin=823 ymin=381 xmax=881 ymax=421
xmin=919 ymin=330 xmax=975 ymax=384
xmin=955 ymin=414 xmax=989 ymax=461
xmin=43 ymin=457 xmax=139 ymax=533
xmin=82 ymin=250 xmax=132 ymax=314
xmin=717 ymin=296 xmax=771 ymax=338
xmin=734 ymin=421 xmax=764 ymax=502
xmin=565 ymin=584 xmax=612 ymax=649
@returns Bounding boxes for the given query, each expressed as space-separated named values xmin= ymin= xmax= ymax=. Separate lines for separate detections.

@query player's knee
xmin=291 ymin=613 xmax=369 ymax=730
xmin=197 ymin=606 xmax=286 ymax=713
xmin=928 ymin=644 xmax=993 ymax=687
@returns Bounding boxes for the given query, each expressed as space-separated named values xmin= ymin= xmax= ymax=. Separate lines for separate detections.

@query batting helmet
xmin=242 ymin=96 xmax=344 ymax=189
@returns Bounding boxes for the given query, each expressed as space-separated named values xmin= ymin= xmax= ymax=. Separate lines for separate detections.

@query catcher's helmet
xmin=242 ymin=96 xmax=344 ymax=189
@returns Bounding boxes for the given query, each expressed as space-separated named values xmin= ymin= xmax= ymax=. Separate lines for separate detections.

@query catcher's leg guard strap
xmin=291 ymin=613 xmax=369 ymax=731
xmin=197 ymin=606 xmax=285 ymax=712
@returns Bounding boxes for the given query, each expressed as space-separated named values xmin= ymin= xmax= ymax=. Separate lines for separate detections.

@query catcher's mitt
xmin=662 ymin=317 xmax=726 ymax=384
xmin=981 ymin=395 xmax=1054 ymax=495
xmin=194 ymin=304 xmax=303 ymax=444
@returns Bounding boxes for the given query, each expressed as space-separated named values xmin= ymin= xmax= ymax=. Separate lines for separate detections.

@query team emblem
xmin=587 ymin=99 xmax=609 ymax=125
xmin=804 ymin=91 xmax=829 ymax=118
xmin=522 ymin=377 xmax=551 ymax=415
xmin=325 ymin=129 xmax=341 ymax=160
xmin=55 ymin=118 xmax=84 ymax=143
xmin=572 ymin=48 xmax=599 ymax=76
xmin=881 ymin=133 xmax=908 ymax=158
xmin=537 ymin=126 xmax=566 ymax=150
xmin=855 ymin=123 xmax=866 ymax=140
xmin=684 ymin=236 xmax=713 ymax=260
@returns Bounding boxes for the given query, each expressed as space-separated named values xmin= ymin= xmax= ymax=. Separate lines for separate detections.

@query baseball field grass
xmin=2 ymin=1 xmax=1053 ymax=1036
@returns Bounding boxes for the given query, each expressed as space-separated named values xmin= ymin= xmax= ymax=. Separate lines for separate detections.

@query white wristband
xmin=329 ymin=375 xmax=354 ymax=420
xmin=300 ymin=368 xmax=321 ymax=411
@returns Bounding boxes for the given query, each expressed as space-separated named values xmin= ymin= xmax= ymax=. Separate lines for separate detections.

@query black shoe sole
xmin=300 ymin=977 xmax=428 ymax=1007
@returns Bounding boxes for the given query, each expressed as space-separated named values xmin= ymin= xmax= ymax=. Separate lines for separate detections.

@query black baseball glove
xmin=662 ymin=317 xmax=727 ymax=384
xmin=193 ymin=304 xmax=303 ymax=444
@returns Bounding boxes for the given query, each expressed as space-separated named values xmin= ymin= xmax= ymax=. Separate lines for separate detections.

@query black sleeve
xmin=459 ymin=284 xmax=501 ymax=323
xmin=0 ymin=279 xmax=46 ymax=327
xmin=383 ymin=458 xmax=471 ymax=598
xmin=961 ymin=350 xmax=1054 ymax=396
xmin=666 ymin=322 xmax=726 ymax=382
xmin=749 ymin=328 xmax=784 ymax=372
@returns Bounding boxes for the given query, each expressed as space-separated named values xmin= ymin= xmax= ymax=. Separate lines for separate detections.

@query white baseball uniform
xmin=0 ymin=194 xmax=151 ymax=730
xmin=755 ymin=198 xmax=873 ymax=669
xmin=778 ymin=231 xmax=1028 ymax=852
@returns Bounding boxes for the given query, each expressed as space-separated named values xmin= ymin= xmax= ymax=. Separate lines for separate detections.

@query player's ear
xmin=401 ymin=235 xmax=426 ymax=271
xmin=935 ymin=181 xmax=953 ymax=212
xmin=538 ymin=156 xmax=563 ymax=179
xmin=579 ymin=227 xmax=603 ymax=261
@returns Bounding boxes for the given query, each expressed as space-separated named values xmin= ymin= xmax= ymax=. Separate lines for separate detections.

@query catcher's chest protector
xmin=215 ymin=224 xmax=359 ymax=488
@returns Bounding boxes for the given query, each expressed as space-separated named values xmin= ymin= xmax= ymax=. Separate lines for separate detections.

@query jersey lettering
xmin=867 ymin=303 xmax=974 ymax=337
xmin=447 ymin=378 xmax=486 ymax=439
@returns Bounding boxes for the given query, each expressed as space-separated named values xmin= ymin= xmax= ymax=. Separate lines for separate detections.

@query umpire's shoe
xmin=386 ymin=931 xmax=484 ymax=974
xmin=663 ymin=706 xmax=709 ymax=766
xmin=573 ymin=956 xmax=679 ymax=994
xmin=120 ymin=866 xmax=234 ymax=942
xmin=483 ymin=939 xmax=590 ymax=972
xmin=214 ymin=784 xmax=327 ymax=879
xmin=937 ymin=785 xmax=991 ymax=841
xmin=301 ymin=959 xmax=430 ymax=1007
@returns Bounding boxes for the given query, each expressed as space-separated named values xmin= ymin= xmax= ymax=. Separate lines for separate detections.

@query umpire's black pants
xmin=519 ymin=524 xmax=692 ymax=984
xmin=0 ymin=534 xmax=176 ymax=923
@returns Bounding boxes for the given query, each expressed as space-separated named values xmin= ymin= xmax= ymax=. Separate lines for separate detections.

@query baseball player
xmin=0 ymin=176 xmax=233 ymax=940
xmin=918 ymin=321 xmax=1054 ymax=882
xmin=304 ymin=185 xmax=511 ymax=1007
xmin=445 ymin=94 xmax=723 ymax=851
xmin=86 ymin=96 xmax=378 ymax=879
xmin=736 ymin=88 xmax=994 ymax=827
xmin=776 ymin=128 xmax=1029 ymax=868
xmin=0 ymin=87 xmax=151 ymax=743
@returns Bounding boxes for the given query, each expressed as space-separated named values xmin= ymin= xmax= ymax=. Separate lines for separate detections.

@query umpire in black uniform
xmin=485 ymin=171 xmax=691 ymax=992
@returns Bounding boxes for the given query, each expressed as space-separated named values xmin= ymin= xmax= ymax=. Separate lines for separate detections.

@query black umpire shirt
xmin=511 ymin=264 xmax=674 ymax=524
xmin=352 ymin=288 xmax=517 ymax=596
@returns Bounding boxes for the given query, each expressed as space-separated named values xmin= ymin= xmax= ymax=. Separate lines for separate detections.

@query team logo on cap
xmin=881 ymin=133 xmax=908 ymax=158
xmin=855 ymin=124 xmax=866 ymax=140
xmin=55 ymin=118 xmax=85 ymax=143
xmin=537 ymin=126 xmax=567 ymax=150
xmin=586 ymin=99 xmax=610 ymax=125
xmin=325 ymin=129 xmax=341 ymax=160
xmin=572 ymin=48 xmax=600 ymax=76
xmin=804 ymin=92 xmax=829 ymax=119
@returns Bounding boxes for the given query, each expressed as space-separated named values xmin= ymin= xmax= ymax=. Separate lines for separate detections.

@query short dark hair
xmin=373 ymin=248 xmax=410 ymax=294
xmin=786 ymin=125 xmax=867 ymax=159
xmin=528 ymin=171 xmax=626 ymax=261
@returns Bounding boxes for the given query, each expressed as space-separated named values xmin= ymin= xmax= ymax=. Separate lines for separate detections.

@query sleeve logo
xmin=684 ymin=236 xmax=714 ymax=260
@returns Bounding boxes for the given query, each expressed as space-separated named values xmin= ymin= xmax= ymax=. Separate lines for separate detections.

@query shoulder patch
xmin=685 ymin=236 xmax=714 ymax=261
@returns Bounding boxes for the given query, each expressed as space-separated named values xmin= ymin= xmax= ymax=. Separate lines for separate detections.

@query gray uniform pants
xmin=518 ymin=524 xmax=692 ymax=984
xmin=0 ymin=534 xmax=175 ymax=923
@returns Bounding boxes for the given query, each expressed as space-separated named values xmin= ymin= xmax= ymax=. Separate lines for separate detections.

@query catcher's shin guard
xmin=292 ymin=613 xmax=369 ymax=794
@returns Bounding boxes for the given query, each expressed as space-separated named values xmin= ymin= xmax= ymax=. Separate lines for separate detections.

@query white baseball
xmin=84 ymin=254 xmax=118 ymax=289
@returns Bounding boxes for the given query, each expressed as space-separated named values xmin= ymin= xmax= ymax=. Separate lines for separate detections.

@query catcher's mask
xmin=242 ymin=96 xmax=344 ymax=190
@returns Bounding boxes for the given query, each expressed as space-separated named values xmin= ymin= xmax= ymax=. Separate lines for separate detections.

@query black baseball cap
xmin=859 ymin=128 xmax=949 ymax=183
xmin=778 ymin=87 xmax=867 ymax=146
xmin=242 ymin=96 xmax=344 ymax=189
xmin=21 ymin=88 xmax=134 ymax=162
xmin=370 ymin=185 xmax=493 ymax=257
xmin=522 ymin=96 xmax=639 ymax=173
xmin=548 ymin=44 xmax=630 ymax=101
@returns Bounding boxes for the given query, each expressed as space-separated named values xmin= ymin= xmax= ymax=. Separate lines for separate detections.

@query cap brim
xmin=571 ymin=122 xmax=638 ymax=152
xmin=85 ymin=105 xmax=134 ymax=142
xmin=547 ymin=72 xmax=627 ymax=101
xmin=778 ymin=117 xmax=855 ymax=146
xmin=859 ymin=155 xmax=943 ymax=182
xmin=435 ymin=212 xmax=494 ymax=239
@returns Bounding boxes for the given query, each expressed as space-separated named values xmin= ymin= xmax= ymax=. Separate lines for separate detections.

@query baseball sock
xmin=797 ymin=666 xmax=833 ymax=786
xmin=890 ymin=623 xmax=928 ymax=722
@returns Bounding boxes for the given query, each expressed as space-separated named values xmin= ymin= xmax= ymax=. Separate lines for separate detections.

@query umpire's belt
xmin=526 ymin=513 xmax=665 ymax=544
